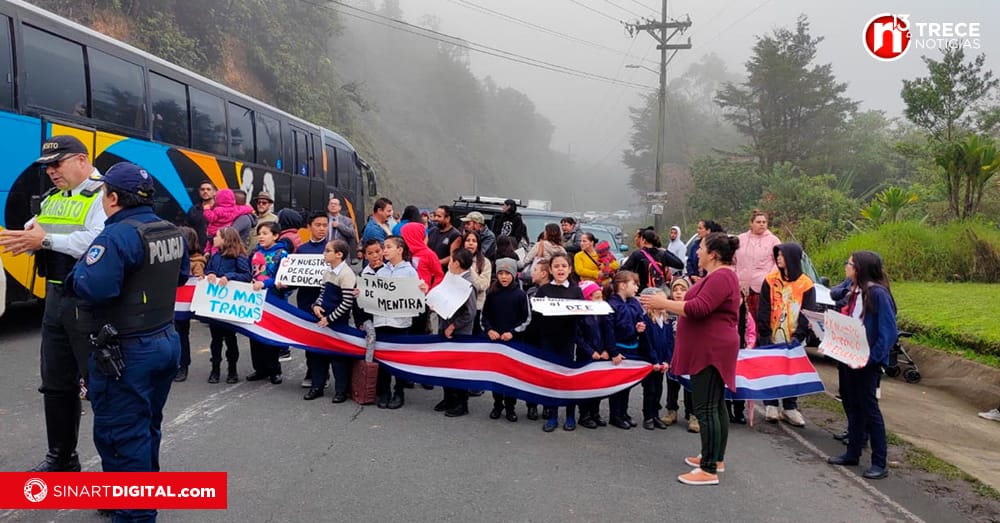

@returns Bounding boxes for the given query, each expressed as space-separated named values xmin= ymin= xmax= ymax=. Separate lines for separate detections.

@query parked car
xmin=612 ymin=210 xmax=630 ymax=221
xmin=581 ymin=224 xmax=629 ymax=263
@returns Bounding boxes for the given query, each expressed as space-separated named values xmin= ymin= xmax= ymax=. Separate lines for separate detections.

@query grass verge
xmin=893 ymin=282 xmax=1000 ymax=359
xmin=800 ymin=393 xmax=1000 ymax=500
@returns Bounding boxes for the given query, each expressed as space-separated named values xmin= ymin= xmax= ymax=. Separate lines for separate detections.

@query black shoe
xmin=403 ymin=381 xmax=415 ymax=389
xmin=468 ymin=390 xmax=484 ymax=397
xmin=174 ymin=366 xmax=188 ymax=382
xmin=207 ymin=371 xmax=220 ymax=384
xmin=421 ymin=384 xmax=434 ymax=390
xmin=377 ymin=395 xmax=389 ymax=409
xmin=833 ymin=430 xmax=849 ymax=441
xmin=489 ymin=407 xmax=503 ymax=419
xmin=594 ymin=416 xmax=607 ymax=427
xmin=624 ymin=415 xmax=638 ymax=428
xmin=526 ymin=406 xmax=539 ymax=420
xmin=29 ymin=455 xmax=81 ymax=473
xmin=269 ymin=374 xmax=283 ymax=385
xmin=827 ymin=454 xmax=860 ymax=466
xmin=652 ymin=417 xmax=669 ymax=430
xmin=387 ymin=393 xmax=404 ymax=409
xmin=434 ymin=400 xmax=452 ymax=412
xmin=610 ymin=417 xmax=631 ymax=430
xmin=643 ymin=418 xmax=655 ymax=430
xmin=505 ymin=410 xmax=518 ymax=422
xmin=445 ymin=404 xmax=469 ymax=417
xmin=246 ymin=371 xmax=268 ymax=382
xmin=541 ymin=407 xmax=552 ymax=419
xmin=579 ymin=417 xmax=599 ymax=429
xmin=862 ymin=465 xmax=888 ymax=479
xmin=226 ymin=371 xmax=239 ymax=384
xmin=303 ymin=388 xmax=324 ymax=400
xmin=731 ymin=413 xmax=747 ymax=425
xmin=331 ymin=393 xmax=348 ymax=403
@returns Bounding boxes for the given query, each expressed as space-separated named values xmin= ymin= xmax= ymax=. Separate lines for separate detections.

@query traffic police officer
xmin=69 ymin=162 xmax=188 ymax=522
xmin=0 ymin=135 xmax=106 ymax=472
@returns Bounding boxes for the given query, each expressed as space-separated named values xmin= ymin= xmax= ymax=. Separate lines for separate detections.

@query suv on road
xmin=450 ymin=196 xmax=565 ymax=243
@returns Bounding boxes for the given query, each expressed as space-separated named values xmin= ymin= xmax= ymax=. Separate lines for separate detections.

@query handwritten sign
xmin=817 ymin=310 xmax=870 ymax=369
xmin=275 ymin=254 xmax=327 ymax=287
xmin=190 ymin=279 xmax=265 ymax=324
xmin=357 ymin=275 xmax=426 ymax=318
xmin=530 ymin=298 xmax=613 ymax=316
xmin=425 ymin=272 xmax=473 ymax=320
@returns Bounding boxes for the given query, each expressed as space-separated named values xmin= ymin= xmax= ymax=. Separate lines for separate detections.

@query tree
xmin=901 ymin=48 xmax=999 ymax=143
xmin=687 ymin=157 xmax=765 ymax=227
xmin=715 ymin=15 xmax=858 ymax=170
xmin=934 ymin=134 xmax=1000 ymax=219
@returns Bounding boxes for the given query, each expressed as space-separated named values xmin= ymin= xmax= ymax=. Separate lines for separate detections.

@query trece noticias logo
xmin=863 ymin=14 xmax=982 ymax=62
xmin=23 ymin=478 xmax=47 ymax=503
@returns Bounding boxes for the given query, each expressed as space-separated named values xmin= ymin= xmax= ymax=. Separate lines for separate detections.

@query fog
xmin=368 ymin=0 xmax=997 ymax=205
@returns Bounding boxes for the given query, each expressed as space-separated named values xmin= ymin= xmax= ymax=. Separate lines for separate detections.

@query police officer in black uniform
xmin=68 ymin=162 xmax=188 ymax=522
xmin=0 ymin=135 xmax=106 ymax=473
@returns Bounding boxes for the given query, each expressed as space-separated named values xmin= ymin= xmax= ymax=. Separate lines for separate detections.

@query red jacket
xmin=401 ymin=223 xmax=444 ymax=290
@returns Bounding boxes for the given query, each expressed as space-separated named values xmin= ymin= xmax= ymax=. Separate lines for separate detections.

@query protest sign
xmin=802 ymin=309 xmax=826 ymax=337
xmin=530 ymin=298 xmax=613 ymax=316
xmin=425 ymin=272 xmax=473 ymax=320
xmin=190 ymin=279 xmax=265 ymax=324
xmin=817 ymin=310 xmax=870 ymax=369
xmin=275 ymin=254 xmax=327 ymax=287
xmin=357 ymin=275 xmax=426 ymax=318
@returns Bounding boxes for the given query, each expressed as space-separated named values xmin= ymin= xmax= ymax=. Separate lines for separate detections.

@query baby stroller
xmin=884 ymin=331 xmax=921 ymax=383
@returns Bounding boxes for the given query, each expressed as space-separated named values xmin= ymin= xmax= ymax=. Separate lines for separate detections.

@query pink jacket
xmin=734 ymin=229 xmax=780 ymax=294
xmin=204 ymin=189 xmax=253 ymax=239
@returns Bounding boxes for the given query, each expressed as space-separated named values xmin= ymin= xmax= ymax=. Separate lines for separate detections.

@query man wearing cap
xmin=461 ymin=211 xmax=497 ymax=260
xmin=69 ymin=162 xmax=187 ymax=522
xmin=249 ymin=191 xmax=279 ymax=250
xmin=0 ymin=135 xmax=106 ymax=473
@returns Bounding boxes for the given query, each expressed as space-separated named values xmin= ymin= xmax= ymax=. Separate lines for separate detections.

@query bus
xmin=0 ymin=0 xmax=376 ymax=305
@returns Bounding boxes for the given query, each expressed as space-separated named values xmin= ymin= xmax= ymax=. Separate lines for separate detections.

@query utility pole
xmin=626 ymin=2 xmax=691 ymax=234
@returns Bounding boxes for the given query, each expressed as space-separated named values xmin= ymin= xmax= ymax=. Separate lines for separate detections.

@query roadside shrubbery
xmin=812 ymin=221 xmax=1000 ymax=283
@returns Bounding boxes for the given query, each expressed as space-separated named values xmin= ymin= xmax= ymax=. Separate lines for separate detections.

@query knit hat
xmin=596 ymin=240 xmax=611 ymax=255
xmin=579 ymin=280 xmax=602 ymax=300
xmin=670 ymin=276 xmax=691 ymax=291
xmin=495 ymin=257 xmax=518 ymax=276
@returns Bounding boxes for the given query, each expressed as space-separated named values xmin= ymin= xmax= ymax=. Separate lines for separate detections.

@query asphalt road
xmin=0 ymin=304 xmax=959 ymax=522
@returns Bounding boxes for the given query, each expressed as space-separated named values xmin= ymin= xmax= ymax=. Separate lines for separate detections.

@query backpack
xmin=639 ymin=249 xmax=667 ymax=289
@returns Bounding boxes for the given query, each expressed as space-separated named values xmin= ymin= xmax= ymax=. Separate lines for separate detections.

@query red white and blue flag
xmin=175 ymin=283 xmax=825 ymax=404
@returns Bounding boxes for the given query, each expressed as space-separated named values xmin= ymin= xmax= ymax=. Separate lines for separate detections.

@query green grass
xmin=893 ymin=282 xmax=1000 ymax=359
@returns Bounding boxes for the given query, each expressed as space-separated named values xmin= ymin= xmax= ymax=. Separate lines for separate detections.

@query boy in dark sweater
xmin=482 ymin=258 xmax=531 ymax=421
xmin=436 ymin=249 xmax=477 ymax=417
xmin=295 ymin=212 xmax=329 ymax=391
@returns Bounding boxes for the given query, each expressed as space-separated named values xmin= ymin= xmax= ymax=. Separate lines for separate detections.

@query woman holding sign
xmin=826 ymin=251 xmax=897 ymax=480
xmin=638 ymin=232 xmax=741 ymax=486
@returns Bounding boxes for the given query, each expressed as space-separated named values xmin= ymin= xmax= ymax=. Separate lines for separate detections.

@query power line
xmin=599 ymin=0 xmax=646 ymax=19
xmin=566 ymin=0 xmax=624 ymax=23
xmin=309 ymin=0 xmax=656 ymax=90
xmin=623 ymin=0 xmax=660 ymax=16
xmin=445 ymin=0 xmax=657 ymax=65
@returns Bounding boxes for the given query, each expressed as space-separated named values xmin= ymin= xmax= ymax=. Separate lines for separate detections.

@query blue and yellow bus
xmin=0 ymin=0 xmax=376 ymax=305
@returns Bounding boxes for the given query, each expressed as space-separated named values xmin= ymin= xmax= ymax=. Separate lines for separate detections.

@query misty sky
xmin=389 ymin=0 xmax=998 ymax=180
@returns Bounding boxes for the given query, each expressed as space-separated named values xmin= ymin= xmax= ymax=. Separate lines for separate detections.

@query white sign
xmin=530 ymin=298 xmax=613 ymax=316
xmin=357 ymin=275 xmax=426 ymax=318
xmin=817 ymin=310 xmax=871 ymax=369
xmin=650 ymin=204 xmax=664 ymax=215
xmin=425 ymin=272 xmax=473 ymax=320
xmin=275 ymin=254 xmax=327 ymax=287
xmin=645 ymin=191 xmax=669 ymax=202
xmin=802 ymin=309 xmax=826 ymax=337
xmin=190 ymin=279 xmax=265 ymax=324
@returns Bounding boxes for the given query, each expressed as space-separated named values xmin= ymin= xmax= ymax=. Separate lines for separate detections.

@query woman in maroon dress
xmin=639 ymin=232 xmax=741 ymax=486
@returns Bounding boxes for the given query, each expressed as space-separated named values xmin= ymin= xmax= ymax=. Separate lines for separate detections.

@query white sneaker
xmin=781 ymin=408 xmax=806 ymax=427
xmin=765 ymin=405 xmax=779 ymax=423
xmin=979 ymin=408 xmax=1000 ymax=422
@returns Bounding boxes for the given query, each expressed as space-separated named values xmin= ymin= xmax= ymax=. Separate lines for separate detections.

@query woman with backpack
xmin=621 ymin=229 xmax=683 ymax=289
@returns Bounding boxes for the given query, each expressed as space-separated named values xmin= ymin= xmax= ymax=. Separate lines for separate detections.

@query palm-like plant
xmin=875 ymin=186 xmax=918 ymax=222
xmin=860 ymin=200 xmax=887 ymax=226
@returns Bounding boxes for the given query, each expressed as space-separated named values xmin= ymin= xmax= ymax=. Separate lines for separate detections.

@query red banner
xmin=0 ymin=472 xmax=227 ymax=510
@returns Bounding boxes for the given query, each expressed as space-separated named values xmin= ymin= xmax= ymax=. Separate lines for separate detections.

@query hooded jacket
xmin=276 ymin=208 xmax=304 ymax=253
xmin=756 ymin=243 xmax=816 ymax=344
xmin=203 ymin=189 xmax=254 ymax=240
xmin=492 ymin=208 xmax=528 ymax=246
xmin=667 ymin=226 xmax=687 ymax=267
xmin=401 ymin=222 xmax=444 ymax=290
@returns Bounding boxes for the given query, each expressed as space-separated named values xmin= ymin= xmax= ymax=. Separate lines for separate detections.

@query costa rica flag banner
xmin=175 ymin=282 xmax=825 ymax=403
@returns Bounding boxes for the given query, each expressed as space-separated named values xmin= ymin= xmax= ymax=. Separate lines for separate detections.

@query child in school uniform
xmin=202 ymin=227 xmax=251 ymax=384
xmin=607 ymin=270 xmax=646 ymax=430
xmin=174 ymin=226 xmax=206 ymax=383
xmin=576 ymin=280 xmax=614 ymax=429
xmin=248 ymin=222 xmax=290 ymax=384
xmin=639 ymin=287 xmax=672 ymax=430
xmin=481 ymin=258 xmax=531 ymax=422
xmin=373 ymin=236 xmax=424 ymax=409
xmin=308 ymin=239 xmax=357 ymax=403
xmin=664 ymin=277 xmax=699 ymax=433
xmin=529 ymin=253 xmax=584 ymax=432
xmin=435 ymin=249 xmax=478 ymax=418
xmin=352 ymin=239 xmax=385 ymax=329
xmin=522 ymin=258 xmax=551 ymax=421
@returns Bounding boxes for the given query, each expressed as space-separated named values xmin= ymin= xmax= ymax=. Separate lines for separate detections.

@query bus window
xmin=88 ymin=48 xmax=145 ymax=129
xmin=149 ymin=72 xmax=189 ymax=147
xmin=294 ymin=129 xmax=309 ymax=176
xmin=312 ymin=134 xmax=322 ymax=178
xmin=324 ymin=144 xmax=338 ymax=186
xmin=228 ymin=102 xmax=254 ymax=163
xmin=22 ymin=25 xmax=86 ymax=116
xmin=0 ymin=17 xmax=12 ymax=110
xmin=190 ymin=87 xmax=226 ymax=156
xmin=256 ymin=113 xmax=281 ymax=169
xmin=336 ymin=147 xmax=354 ymax=191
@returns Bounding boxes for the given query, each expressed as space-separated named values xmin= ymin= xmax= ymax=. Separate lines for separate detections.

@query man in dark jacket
xmin=493 ymin=199 xmax=528 ymax=249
